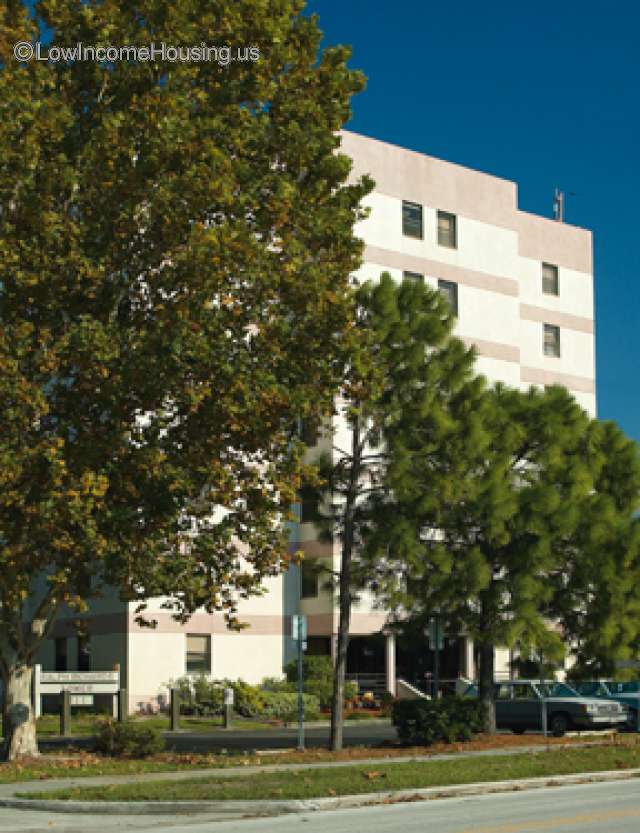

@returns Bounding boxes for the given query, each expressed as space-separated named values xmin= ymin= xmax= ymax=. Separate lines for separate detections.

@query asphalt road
xmin=0 ymin=779 xmax=638 ymax=833
xmin=164 ymin=721 xmax=397 ymax=752
xmin=39 ymin=721 xmax=398 ymax=754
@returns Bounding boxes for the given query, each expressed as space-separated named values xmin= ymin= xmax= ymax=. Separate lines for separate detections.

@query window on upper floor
xmin=438 ymin=279 xmax=459 ymax=317
xmin=402 ymin=200 xmax=423 ymax=239
xmin=186 ymin=634 xmax=211 ymax=675
xmin=542 ymin=262 xmax=559 ymax=296
xmin=301 ymin=560 xmax=319 ymax=599
xmin=437 ymin=210 xmax=457 ymax=248
xmin=543 ymin=323 xmax=561 ymax=357
xmin=403 ymin=270 xmax=424 ymax=282
xmin=299 ymin=486 xmax=320 ymax=523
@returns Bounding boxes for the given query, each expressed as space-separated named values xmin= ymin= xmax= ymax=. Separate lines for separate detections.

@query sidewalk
xmin=0 ymin=738 xmax=623 ymax=817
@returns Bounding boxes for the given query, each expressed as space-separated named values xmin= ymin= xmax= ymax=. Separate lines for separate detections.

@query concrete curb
xmin=3 ymin=768 xmax=640 ymax=816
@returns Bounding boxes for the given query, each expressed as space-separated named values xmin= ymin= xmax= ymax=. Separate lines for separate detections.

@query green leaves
xmin=0 ymin=0 xmax=371 ymax=648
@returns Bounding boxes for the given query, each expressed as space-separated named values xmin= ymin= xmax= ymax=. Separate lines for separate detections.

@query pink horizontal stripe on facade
xmin=127 ymin=612 xmax=287 ymax=635
xmin=341 ymin=130 xmax=518 ymax=231
xmin=520 ymin=366 xmax=595 ymax=394
xmin=341 ymin=131 xmax=592 ymax=276
xmin=462 ymin=337 xmax=520 ymax=363
xmin=516 ymin=211 xmax=593 ymax=275
xmin=306 ymin=614 xmax=336 ymax=636
xmin=520 ymin=303 xmax=594 ymax=334
xmin=364 ymin=245 xmax=520 ymax=297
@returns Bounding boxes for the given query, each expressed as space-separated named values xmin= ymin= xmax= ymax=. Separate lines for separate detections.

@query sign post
xmin=60 ymin=689 xmax=71 ymax=737
xmin=292 ymin=614 xmax=307 ymax=751
xmin=170 ymin=687 xmax=180 ymax=732
xmin=223 ymin=687 xmax=234 ymax=730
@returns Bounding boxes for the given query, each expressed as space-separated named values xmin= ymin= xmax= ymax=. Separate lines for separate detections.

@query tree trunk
xmin=330 ymin=547 xmax=353 ymax=751
xmin=330 ymin=415 xmax=361 ymax=751
xmin=1 ymin=661 xmax=38 ymax=760
xmin=477 ymin=640 xmax=496 ymax=734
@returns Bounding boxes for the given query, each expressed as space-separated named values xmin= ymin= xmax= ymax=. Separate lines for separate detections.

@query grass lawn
xmin=16 ymin=740 xmax=640 ymax=802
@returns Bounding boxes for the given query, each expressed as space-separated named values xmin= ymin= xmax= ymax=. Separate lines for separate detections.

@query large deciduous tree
xmin=307 ymin=273 xmax=477 ymax=750
xmin=0 ymin=0 xmax=371 ymax=759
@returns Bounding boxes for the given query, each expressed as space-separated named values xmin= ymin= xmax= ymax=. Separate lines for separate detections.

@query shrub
xmin=260 ymin=676 xmax=295 ymax=694
xmin=94 ymin=719 xmax=165 ymax=758
xmin=380 ymin=691 xmax=396 ymax=715
xmin=285 ymin=655 xmax=342 ymax=708
xmin=168 ymin=676 xmax=224 ymax=716
xmin=344 ymin=681 xmax=358 ymax=702
xmin=285 ymin=655 xmax=333 ymax=683
xmin=228 ymin=680 xmax=266 ymax=717
xmin=392 ymin=697 xmax=487 ymax=746
xmin=261 ymin=692 xmax=320 ymax=721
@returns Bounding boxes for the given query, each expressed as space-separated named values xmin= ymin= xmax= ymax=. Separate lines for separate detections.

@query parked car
xmin=464 ymin=679 xmax=627 ymax=736
xmin=572 ymin=680 xmax=640 ymax=729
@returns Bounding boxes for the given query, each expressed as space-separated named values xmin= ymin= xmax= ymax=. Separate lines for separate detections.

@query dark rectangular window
xmin=306 ymin=636 xmax=331 ymax=655
xmin=543 ymin=324 xmax=561 ymax=357
xmin=186 ymin=634 xmax=211 ymax=675
xmin=299 ymin=485 xmax=320 ymax=523
xmin=437 ymin=210 xmax=457 ymax=248
xmin=301 ymin=561 xmax=319 ymax=599
xmin=402 ymin=200 xmax=423 ymax=239
xmin=542 ymin=262 xmax=559 ymax=295
xmin=55 ymin=638 xmax=67 ymax=672
xmin=438 ymin=279 xmax=459 ymax=316
xmin=77 ymin=634 xmax=91 ymax=672
xmin=403 ymin=270 xmax=424 ymax=282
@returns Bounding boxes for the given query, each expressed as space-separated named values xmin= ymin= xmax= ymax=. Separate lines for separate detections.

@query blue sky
xmin=307 ymin=0 xmax=640 ymax=443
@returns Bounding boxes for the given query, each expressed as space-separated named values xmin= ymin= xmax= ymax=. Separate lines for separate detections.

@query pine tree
xmin=306 ymin=273 xmax=477 ymax=749
xmin=369 ymin=384 xmax=593 ymax=732
xmin=550 ymin=420 xmax=640 ymax=680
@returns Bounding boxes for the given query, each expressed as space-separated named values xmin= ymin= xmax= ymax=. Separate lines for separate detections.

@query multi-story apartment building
xmin=35 ymin=132 xmax=595 ymax=711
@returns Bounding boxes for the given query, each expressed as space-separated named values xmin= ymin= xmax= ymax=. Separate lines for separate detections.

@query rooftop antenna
xmin=553 ymin=188 xmax=564 ymax=223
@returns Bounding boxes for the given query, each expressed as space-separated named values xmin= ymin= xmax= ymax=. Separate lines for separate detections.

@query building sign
xmin=33 ymin=666 xmax=120 ymax=717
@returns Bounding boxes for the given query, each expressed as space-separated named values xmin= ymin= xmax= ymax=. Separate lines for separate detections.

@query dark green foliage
xmin=392 ymin=697 xmax=487 ymax=746
xmin=548 ymin=421 xmax=640 ymax=676
xmin=229 ymin=681 xmax=266 ymax=718
xmin=380 ymin=691 xmax=396 ymax=715
xmin=94 ymin=719 xmax=165 ymax=758
xmin=285 ymin=655 xmax=333 ymax=682
xmin=285 ymin=655 xmax=335 ymax=707
xmin=309 ymin=273 xmax=476 ymax=749
xmin=260 ymin=692 xmax=320 ymax=721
